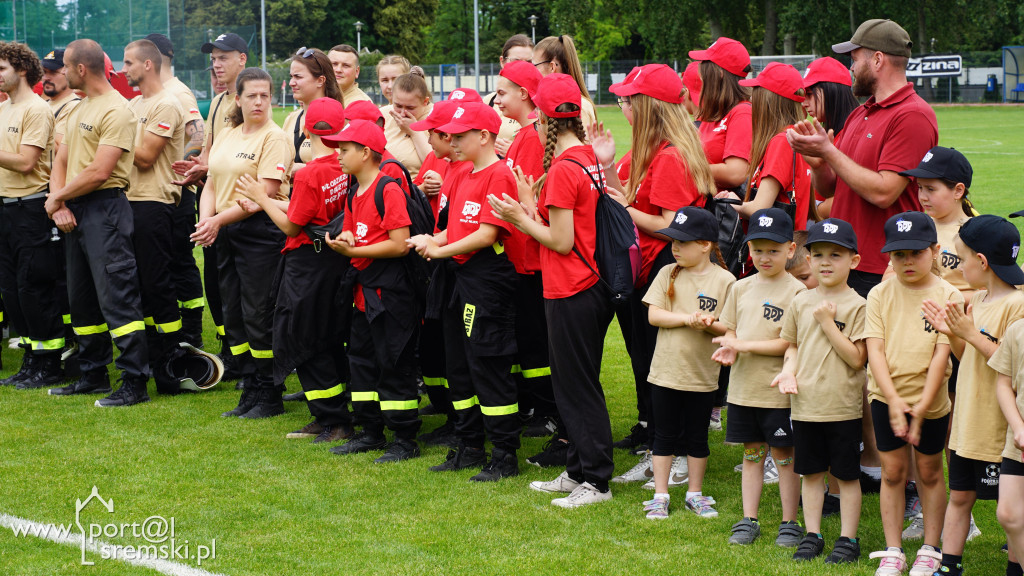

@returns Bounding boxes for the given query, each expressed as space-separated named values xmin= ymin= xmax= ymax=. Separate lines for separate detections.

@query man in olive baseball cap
xmin=832 ymin=19 xmax=913 ymax=58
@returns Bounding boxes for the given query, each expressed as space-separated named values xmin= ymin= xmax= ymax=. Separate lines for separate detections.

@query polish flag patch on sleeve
xmin=189 ymin=108 xmax=200 ymax=115
xmin=157 ymin=122 xmax=171 ymax=130
xmin=276 ymin=163 xmax=286 ymax=172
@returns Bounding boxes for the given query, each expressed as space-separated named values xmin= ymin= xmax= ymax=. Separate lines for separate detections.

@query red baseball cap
xmin=410 ymin=100 xmax=458 ymax=131
xmin=445 ymin=87 xmax=483 ymax=104
xmin=609 ymin=63 xmax=684 ymax=104
xmin=682 ymin=61 xmax=702 ymax=105
xmin=533 ymin=73 xmax=581 ymax=118
xmin=739 ymin=62 xmax=805 ymax=102
xmin=344 ymin=100 xmax=383 ymax=124
xmin=688 ymin=37 xmax=750 ymax=78
xmin=305 ymin=97 xmax=346 ymax=136
xmin=802 ymin=56 xmax=852 ymax=88
xmin=436 ymin=101 xmax=501 ymax=135
xmin=499 ymin=60 xmax=542 ymax=98
xmin=322 ymin=119 xmax=387 ymax=154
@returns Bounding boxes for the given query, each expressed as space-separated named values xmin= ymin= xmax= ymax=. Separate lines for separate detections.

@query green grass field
xmin=1 ymin=105 xmax=1022 ymax=576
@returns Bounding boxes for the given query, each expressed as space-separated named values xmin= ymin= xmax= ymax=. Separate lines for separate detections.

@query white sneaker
xmin=530 ymin=470 xmax=580 ymax=494
xmin=642 ymin=456 xmax=688 ymax=489
xmin=966 ymin=513 xmax=981 ymax=541
xmin=551 ymin=482 xmax=612 ymax=509
xmin=908 ymin=545 xmax=942 ymax=576
xmin=763 ymin=454 xmax=779 ymax=484
xmin=902 ymin=512 xmax=924 ymax=540
xmin=611 ymin=451 xmax=653 ymax=483
xmin=869 ymin=547 xmax=908 ymax=576
xmin=8 ymin=337 xmax=20 ymax=349
xmin=709 ymin=415 xmax=722 ymax=431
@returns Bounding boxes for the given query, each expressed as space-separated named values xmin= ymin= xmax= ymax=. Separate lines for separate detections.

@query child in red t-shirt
xmin=236 ymin=97 xmax=354 ymax=445
xmin=407 ymin=102 xmax=521 ymax=482
xmin=321 ymin=119 xmax=423 ymax=463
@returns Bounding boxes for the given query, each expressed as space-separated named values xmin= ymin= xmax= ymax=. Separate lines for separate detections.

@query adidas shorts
xmin=949 ymin=451 xmax=1000 ymax=500
xmin=869 ymin=400 xmax=948 ymax=455
xmin=725 ymin=403 xmax=793 ymax=448
xmin=792 ymin=419 xmax=862 ymax=481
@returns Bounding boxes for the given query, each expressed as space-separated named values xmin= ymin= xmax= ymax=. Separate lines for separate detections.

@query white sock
xmin=654 ymin=492 xmax=669 ymax=500
xmin=860 ymin=465 xmax=881 ymax=480
xmin=686 ymin=491 xmax=701 ymax=500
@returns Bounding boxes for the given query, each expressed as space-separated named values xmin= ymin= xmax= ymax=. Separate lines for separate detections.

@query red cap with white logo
xmin=436 ymin=102 xmax=501 ymax=135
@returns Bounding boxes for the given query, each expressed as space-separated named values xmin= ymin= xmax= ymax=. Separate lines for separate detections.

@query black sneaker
xmin=330 ymin=431 xmax=387 ymax=455
xmin=239 ymin=387 xmax=285 ymax=419
xmin=417 ymin=421 xmax=457 ymax=448
xmin=282 ymin=391 xmax=306 ymax=402
xmin=49 ymin=370 xmax=111 ymax=396
xmin=860 ymin=471 xmax=882 ymax=494
xmin=612 ymin=421 xmax=648 ymax=453
xmin=16 ymin=355 xmax=65 ymax=389
xmin=522 ymin=414 xmax=557 ymax=438
xmin=824 ymin=536 xmax=861 ymax=564
xmin=792 ymin=533 xmax=825 ymax=561
xmin=470 ymin=449 xmax=519 ymax=482
xmin=822 ymin=492 xmax=841 ymax=517
xmin=526 ymin=437 xmax=569 ymax=468
xmin=222 ymin=379 xmax=259 ymax=417
xmin=95 ymin=375 xmax=150 ymax=407
xmin=374 ymin=439 xmax=420 ymax=463
xmin=429 ymin=446 xmax=487 ymax=472
xmin=1 ymin=353 xmax=36 ymax=387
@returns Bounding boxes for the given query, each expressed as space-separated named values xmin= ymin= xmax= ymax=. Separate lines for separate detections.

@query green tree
xmin=373 ymin=0 xmax=439 ymax=63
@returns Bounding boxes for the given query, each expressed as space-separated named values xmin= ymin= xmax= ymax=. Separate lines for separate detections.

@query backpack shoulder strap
xmin=373 ymin=174 xmax=401 ymax=219
xmin=293 ymin=110 xmax=306 ymax=164
xmin=561 ymin=157 xmax=605 ymax=194
xmin=379 ymin=158 xmax=414 ymax=194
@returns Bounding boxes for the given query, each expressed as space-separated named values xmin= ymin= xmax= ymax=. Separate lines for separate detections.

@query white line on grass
xmin=0 ymin=512 xmax=227 ymax=576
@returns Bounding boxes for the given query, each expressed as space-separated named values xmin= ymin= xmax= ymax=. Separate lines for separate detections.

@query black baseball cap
xmin=899 ymin=146 xmax=973 ymax=189
xmin=958 ymin=215 xmax=1024 ymax=286
xmin=805 ymin=218 xmax=858 ymax=252
xmin=41 ymin=49 xmax=65 ymax=71
xmin=1011 ymin=210 xmax=1024 ymax=218
xmin=144 ymin=33 xmax=174 ymax=59
xmin=744 ymin=208 xmax=794 ymax=244
xmin=201 ymin=32 xmax=248 ymax=55
xmin=657 ymin=207 xmax=718 ymax=243
xmin=881 ymin=211 xmax=936 ymax=253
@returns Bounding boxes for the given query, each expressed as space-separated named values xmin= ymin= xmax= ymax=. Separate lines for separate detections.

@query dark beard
xmin=852 ymin=71 xmax=875 ymax=98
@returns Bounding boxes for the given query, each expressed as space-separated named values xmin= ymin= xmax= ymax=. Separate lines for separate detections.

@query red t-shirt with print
xmin=445 ymin=160 xmax=517 ymax=265
xmin=699 ymin=101 xmax=753 ymax=166
xmin=751 ymin=130 xmax=812 ymax=231
xmin=284 ymin=153 xmax=348 ymax=253
xmin=343 ymin=172 xmax=411 ymax=311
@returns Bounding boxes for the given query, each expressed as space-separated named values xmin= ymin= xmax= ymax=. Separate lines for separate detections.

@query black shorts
xmin=1002 ymin=458 xmax=1024 ymax=477
xmin=948 ymin=451 xmax=1000 ymax=500
xmin=792 ymin=419 xmax=862 ymax=481
xmin=948 ymin=356 xmax=960 ymax=395
xmin=725 ymin=403 xmax=794 ymax=447
xmin=650 ymin=385 xmax=715 ymax=458
xmin=870 ymin=400 xmax=948 ymax=455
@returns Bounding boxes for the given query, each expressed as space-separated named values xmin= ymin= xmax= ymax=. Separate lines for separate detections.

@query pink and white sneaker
xmin=868 ymin=547 xmax=907 ymax=575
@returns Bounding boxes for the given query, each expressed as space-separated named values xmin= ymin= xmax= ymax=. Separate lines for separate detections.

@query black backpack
xmin=346 ymin=159 xmax=435 ymax=296
xmin=562 ymin=157 xmax=640 ymax=306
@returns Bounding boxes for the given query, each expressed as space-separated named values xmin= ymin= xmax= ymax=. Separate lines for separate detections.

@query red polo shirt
xmin=830 ymin=83 xmax=937 ymax=274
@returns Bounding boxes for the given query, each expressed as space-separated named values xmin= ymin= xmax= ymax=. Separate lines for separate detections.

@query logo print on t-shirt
xmin=834 ymin=320 xmax=846 ymax=331
xmin=823 ymin=222 xmax=839 ymax=234
xmin=758 ymin=215 xmax=773 ymax=228
xmin=940 ymin=249 xmax=961 ymax=269
xmin=896 ymin=219 xmax=912 ymax=233
xmin=355 ymin=222 xmax=368 ymax=240
xmin=762 ymin=300 xmax=783 ymax=322
xmin=923 ymin=316 xmax=937 ymax=333
xmin=980 ymin=328 xmax=998 ymax=343
xmin=675 ymin=212 xmax=688 ymax=225
xmin=712 ymin=117 xmax=728 ymax=133
xmin=462 ymin=201 xmax=481 ymax=218
xmin=697 ymin=292 xmax=717 ymax=312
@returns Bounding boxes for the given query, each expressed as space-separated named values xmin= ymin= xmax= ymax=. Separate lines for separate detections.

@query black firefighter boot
xmin=0 ymin=350 xmax=36 ymax=387
xmin=95 ymin=373 xmax=151 ymax=407
xmin=180 ymin=307 xmax=204 ymax=349
xmin=222 ymin=376 xmax=260 ymax=417
xmin=239 ymin=377 xmax=285 ymax=419
xmin=49 ymin=368 xmax=111 ymax=396
xmin=16 ymin=353 xmax=66 ymax=389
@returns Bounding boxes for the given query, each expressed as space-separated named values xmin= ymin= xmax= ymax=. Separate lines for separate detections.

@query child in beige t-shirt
xmin=775 ymin=218 xmax=866 ymax=563
xmin=639 ymin=207 xmax=734 ymax=521
xmin=864 ymin=211 xmax=963 ymax=576
xmin=992 ymin=318 xmax=1024 ymax=574
xmin=713 ymin=207 xmax=806 ymax=547
xmin=921 ymin=215 xmax=1024 ymax=576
